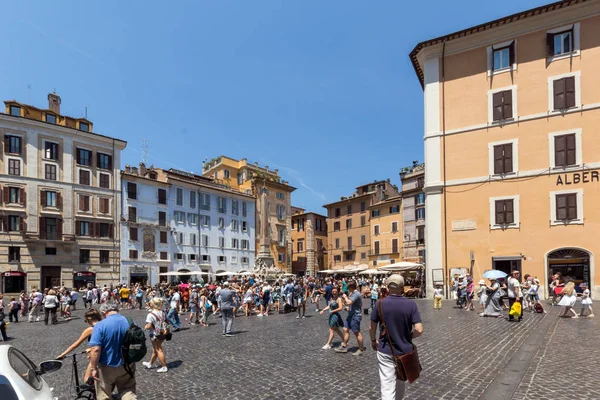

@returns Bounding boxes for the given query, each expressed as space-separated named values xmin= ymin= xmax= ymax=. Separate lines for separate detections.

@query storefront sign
xmin=2 ymin=271 xmax=26 ymax=277
xmin=556 ymin=171 xmax=599 ymax=185
xmin=75 ymin=272 xmax=95 ymax=277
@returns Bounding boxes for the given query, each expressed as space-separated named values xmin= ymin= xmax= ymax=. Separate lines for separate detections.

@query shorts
xmin=189 ymin=305 xmax=199 ymax=314
xmin=344 ymin=314 xmax=362 ymax=333
xmin=297 ymin=298 xmax=305 ymax=304
xmin=120 ymin=298 xmax=128 ymax=303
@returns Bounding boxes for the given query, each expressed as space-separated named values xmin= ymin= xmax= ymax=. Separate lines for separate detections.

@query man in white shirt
xmin=168 ymin=288 xmax=182 ymax=331
xmin=507 ymin=270 xmax=522 ymax=322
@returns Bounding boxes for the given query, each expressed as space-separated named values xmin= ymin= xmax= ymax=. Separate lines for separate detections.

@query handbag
xmin=378 ymin=300 xmax=422 ymax=383
xmin=509 ymin=301 xmax=521 ymax=317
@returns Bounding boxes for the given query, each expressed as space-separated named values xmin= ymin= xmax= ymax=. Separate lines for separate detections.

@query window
xmin=97 ymin=153 xmax=112 ymax=170
xmin=128 ymin=206 xmax=137 ymax=222
xmin=202 ymin=235 xmax=209 ymax=246
xmin=415 ymin=193 xmax=425 ymax=205
xmin=8 ymin=159 xmax=20 ymax=176
xmin=554 ymin=134 xmax=576 ymax=168
xmin=127 ymin=182 xmax=137 ymax=199
xmin=371 ymin=210 xmax=380 ymax=218
xmin=45 ymin=247 xmax=57 ymax=255
xmin=9 ymin=106 xmax=21 ymax=116
xmin=360 ymin=216 xmax=366 ymax=227
xmin=99 ymin=198 xmax=109 ymax=214
xmin=552 ymin=77 xmax=576 ymax=110
xmin=416 ymin=208 xmax=425 ymax=220
xmin=79 ymin=195 xmax=90 ymax=212
xmin=188 ymin=213 xmax=198 ymax=225
xmin=158 ymin=189 xmax=167 ymax=204
xmin=100 ymin=250 xmax=110 ymax=264
xmin=335 ymin=238 xmax=340 ymax=249
xmin=189 ymin=254 xmax=197 ymax=262
xmin=277 ymin=205 xmax=285 ymax=220
xmin=99 ymin=174 xmax=110 ymax=189
xmin=8 ymin=187 xmax=20 ymax=204
xmin=98 ymin=223 xmax=111 ymax=238
xmin=237 ymin=173 xmax=243 ymax=185
xmin=44 ymin=142 xmax=59 ymax=160
xmin=242 ymin=201 xmax=247 ymax=217
xmin=278 ymin=253 xmax=286 ymax=263
xmin=232 ymin=199 xmax=239 ymax=215
xmin=335 ymin=208 xmax=341 ymax=218
xmin=160 ymin=231 xmax=168 ymax=244
xmin=190 ymin=191 xmax=196 ymax=209
xmin=175 ymin=253 xmax=184 ymax=261
xmin=360 ymin=252 xmax=366 ymax=260
xmin=224 ymin=169 xmax=230 ymax=178
xmin=218 ymin=255 xmax=226 ymax=263
xmin=241 ymin=257 xmax=249 ymax=264
xmin=174 ymin=211 xmax=185 ymax=223
xmin=176 ymin=188 xmax=183 ymax=206
xmin=202 ymin=215 xmax=210 ymax=227
xmin=129 ymin=250 xmax=138 ymax=259
xmin=491 ymin=89 xmax=514 ymax=121
xmin=8 ymin=348 xmax=44 ymax=391
xmin=202 ymin=254 xmax=209 ymax=262
xmin=77 ymin=221 xmax=90 ymax=236
xmin=8 ymin=215 xmax=22 ymax=232
xmin=218 ymin=217 xmax=225 ymax=229
xmin=297 ymin=218 xmax=304 ymax=231
xmin=547 ymin=24 xmax=580 ymax=59
xmin=552 ymin=30 xmax=572 ymax=55
xmin=231 ymin=238 xmax=239 ymax=249
xmin=80 ymin=249 xmax=90 ymax=263
xmin=77 ymin=149 xmax=92 ymax=166
xmin=79 ymin=122 xmax=89 ymax=132
xmin=391 ymin=221 xmax=398 ymax=232
xmin=241 ymin=239 xmax=249 ymax=249
xmin=487 ymin=40 xmax=516 ymax=75
xmin=555 ymin=193 xmax=579 ymax=222
xmin=360 ymin=235 xmax=366 ymax=246
xmin=160 ymin=252 xmax=168 ymax=260
xmin=46 ymin=114 xmax=56 ymax=124
xmin=176 ymin=232 xmax=184 ymax=244
xmin=218 ymin=197 xmax=226 ymax=213
xmin=231 ymin=219 xmax=238 ymax=231
xmin=158 ymin=211 xmax=166 ymax=226
xmin=129 ymin=226 xmax=139 ymax=241
xmin=493 ymin=143 xmax=513 ymax=175
xmin=417 ymin=227 xmax=425 ymax=245
xmin=374 ymin=225 xmax=380 ymax=235
xmin=276 ymin=192 xmax=285 ymax=200
xmin=79 ymin=170 xmax=91 ymax=186
xmin=489 ymin=196 xmax=520 ymax=229
xmin=494 ymin=199 xmax=514 ymax=225
xmin=298 ymin=240 xmax=304 ymax=252
xmin=200 ymin=193 xmax=210 ymax=210
xmin=219 ymin=237 xmax=225 ymax=248
xmin=5 ymin=136 xmax=21 ymax=154
xmin=8 ymin=247 xmax=20 ymax=262
xmin=392 ymin=238 xmax=399 ymax=254
xmin=374 ymin=241 xmax=380 ymax=255
xmin=360 ymin=202 xmax=366 ymax=212
xmin=43 ymin=191 xmax=57 ymax=207
xmin=347 ymin=237 xmax=353 ymax=251
xmin=333 ymin=221 xmax=340 ymax=231
xmin=278 ymin=228 xmax=286 ymax=245
xmin=334 ymin=255 xmax=341 ymax=262
xmin=347 ymin=205 xmax=352 ymax=215
xmin=389 ymin=205 xmax=400 ymax=214
xmin=242 ymin=220 xmax=248 ymax=232
xmin=346 ymin=219 xmax=352 ymax=229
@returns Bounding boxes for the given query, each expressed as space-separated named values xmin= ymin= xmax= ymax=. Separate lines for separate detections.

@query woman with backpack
xmin=143 ymin=297 xmax=169 ymax=373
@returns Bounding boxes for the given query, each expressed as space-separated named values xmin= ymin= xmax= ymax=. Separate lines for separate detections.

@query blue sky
xmin=1 ymin=0 xmax=550 ymax=213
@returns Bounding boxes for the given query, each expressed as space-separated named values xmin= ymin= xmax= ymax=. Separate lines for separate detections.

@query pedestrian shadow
xmin=167 ymin=360 xmax=183 ymax=369
xmin=177 ymin=327 xmax=191 ymax=332
xmin=230 ymin=331 xmax=248 ymax=335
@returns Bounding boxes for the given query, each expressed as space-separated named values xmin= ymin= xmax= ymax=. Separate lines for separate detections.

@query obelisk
xmin=254 ymin=188 xmax=274 ymax=273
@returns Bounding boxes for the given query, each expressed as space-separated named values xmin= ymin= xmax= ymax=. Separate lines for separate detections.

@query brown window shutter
xmin=555 ymin=136 xmax=566 ymax=167
xmin=85 ymin=196 xmax=90 ymax=211
xmin=57 ymin=219 xmax=63 ymax=240
xmin=502 ymin=90 xmax=513 ymax=119
xmin=57 ymin=192 xmax=62 ymax=209
xmin=76 ymin=149 xmax=81 ymax=164
xmin=567 ymin=194 xmax=577 ymax=220
xmin=565 ymin=76 xmax=576 ymax=108
xmin=492 ymin=92 xmax=503 ymax=121
xmin=19 ymin=217 xmax=25 ymax=232
xmin=108 ymin=155 xmax=112 ymax=170
xmin=495 ymin=201 xmax=505 ymax=224
xmin=19 ymin=188 xmax=25 ymax=205
xmin=109 ymin=224 xmax=114 ymax=238
xmin=55 ymin=143 xmax=60 ymax=162
xmin=97 ymin=153 xmax=101 ymax=169
xmin=3 ymin=187 xmax=8 ymax=204
xmin=39 ymin=217 xmax=46 ymax=239
xmin=493 ymin=145 xmax=504 ymax=174
xmin=41 ymin=190 xmax=47 ymax=206
xmin=546 ymin=33 xmax=555 ymax=56
xmin=79 ymin=195 xmax=84 ymax=211
xmin=508 ymin=41 xmax=516 ymax=66
xmin=553 ymin=78 xmax=565 ymax=110
xmin=556 ymin=195 xmax=567 ymax=220
xmin=4 ymin=136 xmax=9 ymax=153
xmin=503 ymin=144 xmax=513 ymax=173
xmin=75 ymin=220 xmax=81 ymax=236
xmin=505 ymin=199 xmax=514 ymax=224
xmin=566 ymin=134 xmax=576 ymax=165
xmin=0 ymin=187 xmax=3 ymax=205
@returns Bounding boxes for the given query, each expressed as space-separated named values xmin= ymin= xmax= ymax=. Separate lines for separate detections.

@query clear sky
xmin=1 ymin=0 xmax=550 ymax=213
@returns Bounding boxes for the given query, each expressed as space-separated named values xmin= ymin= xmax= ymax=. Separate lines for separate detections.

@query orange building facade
xmin=290 ymin=207 xmax=327 ymax=276
xmin=411 ymin=1 xmax=600 ymax=298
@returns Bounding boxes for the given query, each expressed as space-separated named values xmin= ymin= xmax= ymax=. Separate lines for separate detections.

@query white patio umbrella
xmin=238 ymin=271 xmax=253 ymax=276
xmin=158 ymin=271 xmax=183 ymax=276
xmin=379 ymin=261 xmax=424 ymax=272
xmin=189 ymin=271 xmax=209 ymax=275
xmin=317 ymin=270 xmax=335 ymax=274
xmin=215 ymin=271 xmax=236 ymax=277
xmin=359 ymin=268 xmax=390 ymax=275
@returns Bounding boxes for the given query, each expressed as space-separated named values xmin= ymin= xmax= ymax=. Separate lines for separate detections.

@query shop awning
xmin=1 ymin=271 xmax=26 ymax=277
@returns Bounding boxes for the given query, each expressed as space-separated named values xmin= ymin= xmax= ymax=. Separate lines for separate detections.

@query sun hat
xmin=478 ymin=279 xmax=486 ymax=285
xmin=534 ymin=278 xmax=540 ymax=284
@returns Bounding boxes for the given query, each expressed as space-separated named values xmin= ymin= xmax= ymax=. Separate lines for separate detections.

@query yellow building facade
xmin=368 ymin=196 xmax=402 ymax=268
xmin=202 ymin=156 xmax=295 ymax=271
xmin=411 ymin=0 xmax=600 ymax=298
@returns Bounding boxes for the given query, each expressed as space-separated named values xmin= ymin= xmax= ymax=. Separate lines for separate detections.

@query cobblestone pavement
xmin=2 ymin=299 xmax=595 ymax=399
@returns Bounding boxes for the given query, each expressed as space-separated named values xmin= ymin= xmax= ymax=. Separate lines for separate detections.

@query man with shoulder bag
xmin=370 ymin=275 xmax=423 ymax=400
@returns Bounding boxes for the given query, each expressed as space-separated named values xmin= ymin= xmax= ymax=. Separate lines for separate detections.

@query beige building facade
xmin=411 ymin=0 xmax=600 ymax=298
xmin=400 ymin=163 xmax=426 ymax=265
xmin=291 ymin=208 xmax=327 ymax=276
xmin=0 ymin=94 xmax=126 ymax=293
xmin=368 ymin=196 xmax=402 ymax=268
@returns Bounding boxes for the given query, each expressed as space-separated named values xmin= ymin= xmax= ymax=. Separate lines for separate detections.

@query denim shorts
xmin=344 ymin=314 xmax=362 ymax=333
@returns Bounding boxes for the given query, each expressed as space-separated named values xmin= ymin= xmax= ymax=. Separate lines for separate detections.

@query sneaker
xmin=353 ymin=348 xmax=365 ymax=356
xmin=302 ymin=316 xmax=306 ymax=319
xmin=263 ymin=313 xmax=268 ymax=316
xmin=334 ymin=347 xmax=348 ymax=353
xmin=225 ymin=333 xmax=233 ymax=337
xmin=296 ymin=316 xmax=300 ymax=319
xmin=156 ymin=367 xmax=168 ymax=373
xmin=321 ymin=344 xmax=331 ymax=350
xmin=257 ymin=314 xmax=264 ymax=317
xmin=142 ymin=362 xmax=153 ymax=369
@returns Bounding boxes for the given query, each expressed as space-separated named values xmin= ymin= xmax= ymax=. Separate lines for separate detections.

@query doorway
xmin=492 ymin=258 xmax=522 ymax=276
xmin=41 ymin=266 xmax=62 ymax=289
xmin=547 ymin=248 xmax=590 ymax=292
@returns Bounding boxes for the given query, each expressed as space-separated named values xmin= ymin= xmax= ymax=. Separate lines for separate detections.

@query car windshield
xmin=0 ymin=375 xmax=20 ymax=400
xmin=8 ymin=348 xmax=42 ymax=391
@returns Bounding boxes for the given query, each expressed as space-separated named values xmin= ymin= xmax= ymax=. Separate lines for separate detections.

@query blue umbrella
xmin=482 ymin=270 xmax=508 ymax=280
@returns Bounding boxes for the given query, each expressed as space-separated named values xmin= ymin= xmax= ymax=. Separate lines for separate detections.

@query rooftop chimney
xmin=48 ymin=93 xmax=61 ymax=115
xmin=139 ymin=162 xmax=147 ymax=176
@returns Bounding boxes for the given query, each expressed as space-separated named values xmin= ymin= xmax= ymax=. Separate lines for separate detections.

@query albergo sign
xmin=556 ymin=171 xmax=600 ymax=185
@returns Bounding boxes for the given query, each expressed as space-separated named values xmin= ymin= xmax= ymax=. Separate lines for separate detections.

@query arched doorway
xmin=547 ymin=248 xmax=591 ymax=292
xmin=177 ymin=269 xmax=191 ymax=283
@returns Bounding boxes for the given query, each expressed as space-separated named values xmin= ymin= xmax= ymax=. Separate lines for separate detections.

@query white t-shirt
xmin=434 ymin=288 xmax=443 ymax=297
xmin=146 ymin=310 xmax=165 ymax=336
xmin=507 ymin=277 xmax=521 ymax=298
xmin=170 ymin=292 xmax=181 ymax=309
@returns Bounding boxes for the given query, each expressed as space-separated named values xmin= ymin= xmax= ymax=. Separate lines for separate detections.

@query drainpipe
xmin=441 ymin=41 xmax=450 ymax=299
